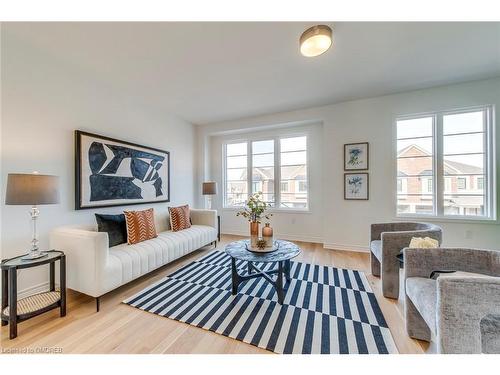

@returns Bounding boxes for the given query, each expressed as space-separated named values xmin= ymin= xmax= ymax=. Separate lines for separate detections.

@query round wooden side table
xmin=1 ymin=250 xmax=66 ymax=339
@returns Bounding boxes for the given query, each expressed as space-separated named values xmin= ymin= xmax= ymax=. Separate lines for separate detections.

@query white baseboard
xmin=17 ymin=281 xmax=51 ymax=299
xmin=222 ymin=231 xmax=368 ymax=252
xmin=221 ymin=230 xmax=323 ymax=244
xmin=323 ymin=243 xmax=370 ymax=253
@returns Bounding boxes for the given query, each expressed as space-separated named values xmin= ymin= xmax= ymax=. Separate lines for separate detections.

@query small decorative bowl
xmin=245 ymin=240 xmax=279 ymax=253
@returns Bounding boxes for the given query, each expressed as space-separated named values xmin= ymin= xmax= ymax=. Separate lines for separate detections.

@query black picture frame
xmin=75 ymin=130 xmax=170 ymax=210
xmin=344 ymin=142 xmax=369 ymax=171
xmin=344 ymin=173 xmax=369 ymax=200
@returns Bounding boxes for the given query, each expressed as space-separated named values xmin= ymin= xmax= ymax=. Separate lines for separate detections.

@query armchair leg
xmin=96 ymin=297 xmax=100 ymax=312
xmin=381 ymin=260 xmax=400 ymax=299
xmin=405 ymin=296 xmax=431 ymax=342
xmin=382 ymin=275 xmax=400 ymax=299
xmin=370 ymin=252 xmax=380 ymax=277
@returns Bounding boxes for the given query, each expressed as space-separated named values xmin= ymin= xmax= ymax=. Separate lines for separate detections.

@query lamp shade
xmin=202 ymin=181 xmax=217 ymax=195
xmin=5 ymin=173 xmax=60 ymax=205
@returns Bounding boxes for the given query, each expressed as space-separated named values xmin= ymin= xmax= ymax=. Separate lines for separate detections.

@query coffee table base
xmin=231 ymin=258 xmax=291 ymax=304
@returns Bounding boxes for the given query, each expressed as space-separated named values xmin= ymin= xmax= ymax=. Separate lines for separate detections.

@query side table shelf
xmin=1 ymin=250 xmax=66 ymax=339
xmin=2 ymin=291 xmax=61 ymax=318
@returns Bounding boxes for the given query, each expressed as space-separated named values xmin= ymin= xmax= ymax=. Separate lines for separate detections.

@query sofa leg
xmin=405 ymin=296 xmax=431 ymax=342
xmin=96 ymin=297 xmax=100 ymax=312
xmin=370 ymin=252 xmax=380 ymax=277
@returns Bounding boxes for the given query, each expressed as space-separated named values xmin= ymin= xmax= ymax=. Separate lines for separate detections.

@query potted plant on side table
xmin=236 ymin=192 xmax=272 ymax=248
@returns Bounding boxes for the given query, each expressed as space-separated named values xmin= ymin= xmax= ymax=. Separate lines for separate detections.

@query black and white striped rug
xmin=123 ymin=250 xmax=397 ymax=354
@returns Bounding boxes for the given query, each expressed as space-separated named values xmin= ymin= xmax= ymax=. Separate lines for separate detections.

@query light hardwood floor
xmin=1 ymin=235 xmax=428 ymax=354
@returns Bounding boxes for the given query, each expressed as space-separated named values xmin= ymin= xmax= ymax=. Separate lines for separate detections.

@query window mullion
xmin=247 ymin=141 xmax=252 ymax=199
xmin=223 ymin=144 xmax=227 ymax=207
xmin=275 ymin=136 xmax=281 ymax=208
xmin=435 ymin=114 xmax=444 ymax=216
xmin=485 ymin=107 xmax=494 ymax=218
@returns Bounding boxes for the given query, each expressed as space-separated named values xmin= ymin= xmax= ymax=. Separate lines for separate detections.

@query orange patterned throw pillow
xmin=169 ymin=205 xmax=191 ymax=232
xmin=124 ymin=208 xmax=158 ymax=245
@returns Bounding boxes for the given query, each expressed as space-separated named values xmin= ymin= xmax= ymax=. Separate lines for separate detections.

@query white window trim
xmin=395 ymin=105 xmax=497 ymax=222
xmin=223 ymin=132 xmax=310 ymax=212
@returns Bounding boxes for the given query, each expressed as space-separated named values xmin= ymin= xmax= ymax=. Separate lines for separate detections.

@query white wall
xmin=197 ymin=78 xmax=500 ymax=251
xmin=1 ymin=26 xmax=196 ymax=294
xmin=209 ymin=122 xmax=324 ymax=243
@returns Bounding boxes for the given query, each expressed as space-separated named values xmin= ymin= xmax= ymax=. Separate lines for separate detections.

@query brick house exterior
xmin=397 ymin=145 xmax=484 ymax=215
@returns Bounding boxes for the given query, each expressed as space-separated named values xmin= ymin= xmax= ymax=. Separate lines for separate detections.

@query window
xmin=457 ymin=177 xmax=466 ymax=190
xmin=252 ymin=140 xmax=275 ymax=205
xmin=280 ymin=136 xmax=308 ymax=208
xmin=396 ymin=116 xmax=434 ymax=214
xmin=397 ymin=177 xmax=408 ymax=195
xmin=421 ymin=177 xmax=433 ymax=194
xmin=396 ymin=106 xmax=495 ymax=219
xmin=225 ymin=142 xmax=248 ymax=207
xmin=478 ymin=177 xmax=484 ymax=190
xmin=224 ymin=135 xmax=308 ymax=209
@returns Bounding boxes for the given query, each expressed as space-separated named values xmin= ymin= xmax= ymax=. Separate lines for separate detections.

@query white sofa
xmin=49 ymin=209 xmax=217 ymax=311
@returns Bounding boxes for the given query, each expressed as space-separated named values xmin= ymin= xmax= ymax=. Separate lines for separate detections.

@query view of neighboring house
xmin=397 ymin=144 xmax=485 ymax=215
xmin=226 ymin=165 xmax=308 ymax=208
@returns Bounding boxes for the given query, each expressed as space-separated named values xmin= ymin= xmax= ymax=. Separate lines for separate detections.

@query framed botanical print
xmin=344 ymin=173 xmax=369 ymax=200
xmin=344 ymin=142 xmax=369 ymax=170
xmin=75 ymin=130 xmax=170 ymax=209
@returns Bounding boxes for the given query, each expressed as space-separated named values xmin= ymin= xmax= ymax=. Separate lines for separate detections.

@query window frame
xmin=395 ymin=105 xmax=496 ymax=222
xmin=223 ymin=133 xmax=310 ymax=212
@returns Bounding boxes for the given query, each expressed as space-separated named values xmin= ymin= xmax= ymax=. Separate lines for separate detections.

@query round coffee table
xmin=225 ymin=239 xmax=301 ymax=304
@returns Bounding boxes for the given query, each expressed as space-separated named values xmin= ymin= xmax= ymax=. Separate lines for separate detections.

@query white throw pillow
xmin=409 ymin=236 xmax=439 ymax=248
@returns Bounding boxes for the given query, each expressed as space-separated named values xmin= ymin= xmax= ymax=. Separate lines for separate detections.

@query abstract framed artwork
xmin=75 ymin=130 xmax=170 ymax=209
xmin=344 ymin=142 xmax=369 ymax=170
xmin=344 ymin=173 xmax=369 ymax=200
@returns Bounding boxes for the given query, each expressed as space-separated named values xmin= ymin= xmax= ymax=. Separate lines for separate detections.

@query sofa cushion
xmin=124 ymin=208 xmax=158 ymax=244
xmin=370 ymin=240 xmax=382 ymax=261
xmin=95 ymin=213 xmax=127 ymax=247
xmin=406 ymin=277 xmax=437 ymax=333
xmin=168 ymin=205 xmax=191 ymax=232
xmin=108 ymin=225 xmax=217 ymax=285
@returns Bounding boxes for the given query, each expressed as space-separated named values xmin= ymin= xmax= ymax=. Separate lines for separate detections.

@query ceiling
xmin=4 ymin=22 xmax=500 ymax=124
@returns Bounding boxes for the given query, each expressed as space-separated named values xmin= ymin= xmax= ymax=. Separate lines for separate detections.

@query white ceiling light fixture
xmin=300 ymin=25 xmax=333 ymax=57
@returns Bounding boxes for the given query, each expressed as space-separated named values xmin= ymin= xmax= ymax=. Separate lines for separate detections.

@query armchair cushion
xmin=370 ymin=240 xmax=382 ymax=261
xmin=481 ymin=314 xmax=500 ymax=354
xmin=406 ymin=277 xmax=437 ymax=332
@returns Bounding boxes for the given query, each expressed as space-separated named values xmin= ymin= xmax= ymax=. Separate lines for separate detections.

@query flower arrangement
xmin=236 ymin=192 xmax=272 ymax=223
xmin=348 ymin=147 xmax=362 ymax=166
xmin=348 ymin=176 xmax=363 ymax=194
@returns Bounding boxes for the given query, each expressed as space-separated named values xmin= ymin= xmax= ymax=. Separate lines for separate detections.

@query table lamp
xmin=5 ymin=172 xmax=60 ymax=260
xmin=202 ymin=181 xmax=217 ymax=210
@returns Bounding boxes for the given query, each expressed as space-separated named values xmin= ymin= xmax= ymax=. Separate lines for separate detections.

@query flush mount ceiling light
xmin=299 ymin=25 xmax=333 ymax=57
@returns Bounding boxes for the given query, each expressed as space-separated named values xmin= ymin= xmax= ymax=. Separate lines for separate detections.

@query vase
xmin=250 ymin=221 xmax=259 ymax=247
xmin=262 ymin=223 xmax=273 ymax=247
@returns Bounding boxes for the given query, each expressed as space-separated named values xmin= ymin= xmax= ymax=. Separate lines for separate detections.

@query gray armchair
xmin=404 ymin=247 xmax=500 ymax=353
xmin=370 ymin=222 xmax=442 ymax=299
xmin=481 ymin=314 xmax=500 ymax=354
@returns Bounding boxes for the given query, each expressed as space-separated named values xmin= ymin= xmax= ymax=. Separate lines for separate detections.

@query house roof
xmin=252 ymin=165 xmax=306 ymax=180
xmin=399 ymin=144 xmax=483 ymax=176
xmin=444 ymin=160 xmax=483 ymax=174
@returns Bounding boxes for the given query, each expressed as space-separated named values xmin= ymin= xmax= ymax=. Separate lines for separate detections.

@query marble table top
xmin=225 ymin=239 xmax=301 ymax=263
